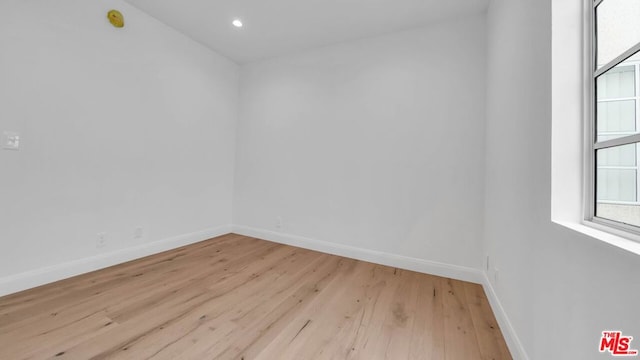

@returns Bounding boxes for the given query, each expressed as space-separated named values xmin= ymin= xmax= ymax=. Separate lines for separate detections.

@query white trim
xmin=0 ymin=223 xmax=529 ymax=359
xmin=593 ymin=133 xmax=640 ymax=149
xmin=232 ymin=225 xmax=483 ymax=284
xmin=0 ymin=225 xmax=233 ymax=297
xmin=594 ymin=42 xmax=640 ymax=78
xmin=585 ymin=0 xmax=596 ymax=222
xmin=559 ymin=219 xmax=640 ymax=255
xmin=481 ymin=273 xmax=530 ymax=360
xmin=231 ymin=225 xmax=528 ymax=359
xmin=589 ymin=216 xmax=640 ymax=238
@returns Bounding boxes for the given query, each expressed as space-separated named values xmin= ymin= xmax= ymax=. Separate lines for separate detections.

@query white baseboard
xmin=232 ymin=225 xmax=484 ymax=284
xmin=233 ymin=225 xmax=528 ymax=359
xmin=0 ymin=225 xmax=232 ymax=297
xmin=1 ymin=223 xmax=528 ymax=360
xmin=481 ymin=273 xmax=530 ymax=360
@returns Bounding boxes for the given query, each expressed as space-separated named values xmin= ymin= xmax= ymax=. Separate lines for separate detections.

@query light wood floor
xmin=0 ymin=234 xmax=511 ymax=360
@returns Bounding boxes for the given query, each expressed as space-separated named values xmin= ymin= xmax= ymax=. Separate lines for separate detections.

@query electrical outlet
xmin=494 ymin=267 xmax=500 ymax=283
xmin=486 ymin=255 xmax=490 ymax=272
xmin=96 ymin=232 xmax=107 ymax=248
xmin=276 ymin=216 xmax=283 ymax=230
xmin=134 ymin=227 xmax=143 ymax=239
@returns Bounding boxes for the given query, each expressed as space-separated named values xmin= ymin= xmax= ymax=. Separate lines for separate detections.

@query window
xmin=590 ymin=0 xmax=640 ymax=230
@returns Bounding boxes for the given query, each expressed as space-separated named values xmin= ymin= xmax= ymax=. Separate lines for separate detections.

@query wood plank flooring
xmin=0 ymin=234 xmax=512 ymax=360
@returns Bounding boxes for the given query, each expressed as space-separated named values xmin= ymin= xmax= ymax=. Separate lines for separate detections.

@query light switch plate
xmin=2 ymin=131 xmax=20 ymax=150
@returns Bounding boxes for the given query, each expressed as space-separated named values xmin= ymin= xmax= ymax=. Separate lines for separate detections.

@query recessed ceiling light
xmin=232 ymin=19 xmax=243 ymax=28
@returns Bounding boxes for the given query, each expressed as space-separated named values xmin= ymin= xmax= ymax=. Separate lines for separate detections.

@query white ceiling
xmin=125 ymin=0 xmax=489 ymax=64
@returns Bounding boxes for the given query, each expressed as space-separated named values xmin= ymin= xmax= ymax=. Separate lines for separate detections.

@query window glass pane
xmin=597 ymin=65 xmax=635 ymax=99
xmin=597 ymin=168 xmax=636 ymax=201
xmin=596 ymin=61 xmax=638 ymax=142
xmin=597 ymin=100 xmax=635 ymax=135
xmin=597 ymin=142 xmax=636 ymax=166
xmin=596 ymin=0 xmax=640 ymax=68
xmin=596 ymin=143 xmax=640 ymax=226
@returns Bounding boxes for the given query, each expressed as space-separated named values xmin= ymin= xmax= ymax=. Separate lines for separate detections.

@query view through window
xmin=594 ymin=0 xmax=640 ymax=228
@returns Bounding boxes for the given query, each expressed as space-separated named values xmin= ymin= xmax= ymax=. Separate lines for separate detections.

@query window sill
xmin=553 ymin=220 xmax=640 ymax=256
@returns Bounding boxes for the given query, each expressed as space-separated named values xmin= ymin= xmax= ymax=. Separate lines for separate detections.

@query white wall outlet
xmin=134 ymin=227 xmax=143 ymax=239
xmin=2 ymin=131 xmax=20 ymax=150
xmin=276 ymin=216 xmax=283 ymax=230
xmin=96 ymin=232 xmax=107 ymax=248
xmin=494 ymin=267 xmax=500 ymax=283
xmin=486 ymin=255 xmax=490 ymax=272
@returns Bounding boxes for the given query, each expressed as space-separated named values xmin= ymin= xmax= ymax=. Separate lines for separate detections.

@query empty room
xmin=1 ymin=0 xmax=639 ymax=359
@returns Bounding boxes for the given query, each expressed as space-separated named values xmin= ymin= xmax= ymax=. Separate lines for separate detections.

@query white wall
xmin=485 ymin=0 xmax=640 ymax=359
xmin=0 ymin=0 xmax=238 ymax=291
xmin=233 ymin=14 xmax=487 ymax=271
xmin=5 ymin=2 xmax=637 ymax=358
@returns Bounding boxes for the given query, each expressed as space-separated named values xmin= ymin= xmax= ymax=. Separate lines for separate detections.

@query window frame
xmin=586 ymin=0 xmax=640 ymax=236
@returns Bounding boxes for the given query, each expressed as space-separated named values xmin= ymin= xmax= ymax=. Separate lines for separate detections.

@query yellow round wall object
xmin=107 ymin=10 xmax=124 ymax=28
